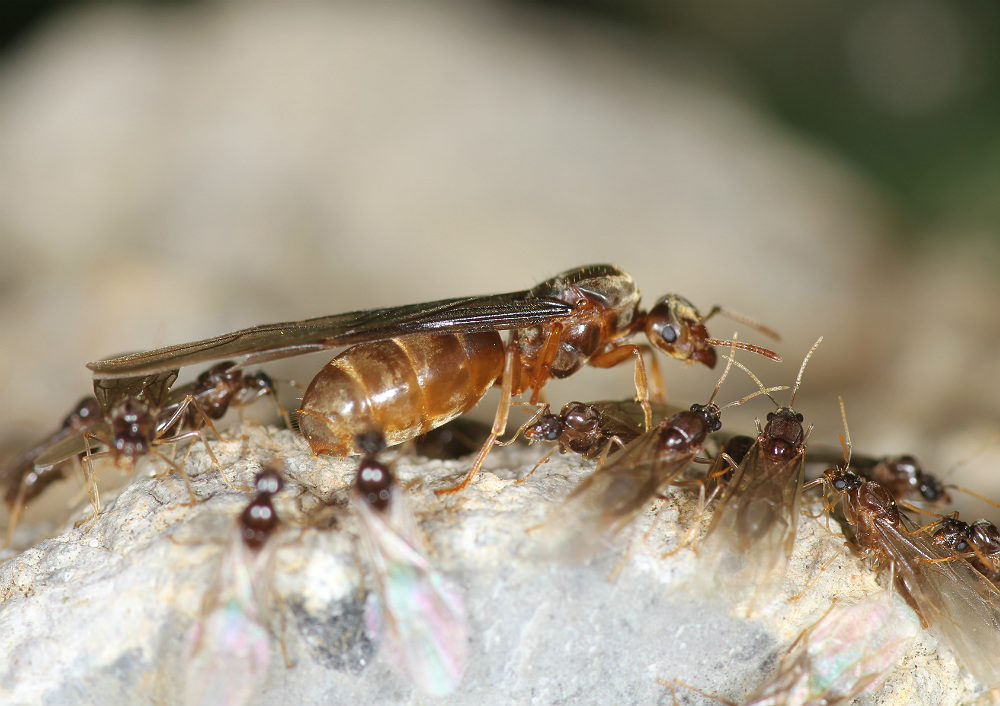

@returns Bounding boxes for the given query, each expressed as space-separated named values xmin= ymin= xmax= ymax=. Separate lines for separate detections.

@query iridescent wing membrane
xmin=355 ymin=482 xmax=467 ymax=696
xmin=877 ymin=514 xmax=1000 ymax=688
xmin=699 ymin=437 xmax=806 ymax=598
xmin=538 ymin=414 xmax=707 ymax=562
xmin=744 ymin=595 xmax=919 ymax=706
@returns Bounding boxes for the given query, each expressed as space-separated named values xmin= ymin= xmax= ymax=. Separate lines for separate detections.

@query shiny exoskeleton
xmin=6 ymin=369 xmax=178 ymax=527
xmin=537 ymin=343 xmax=786 ymax=563
xmin=712 ymin=434 xmax=756 ymax=485
xmin=295 ymin=266 xmax=675 ymax=460
xmin=165 ymin=362 xmax=275 ymax=430
xmin=90 ymin=369 xmax=179 ymax=470
xmin=862 ymin=455 xmax=950 ymax=505
xmin=523 ymin=400 xmax=657 ymax=460
xmin=355 ymin=431 xmax=392 ymax=512
xmin=697 ymin=433 xmax=758 ymax=495
xmin=10 ymin=362 xmax=282 ymax=530
xmin=37 ymin=362 xmax=279 ymax=472
xmin=700 ymin=407 xmax=808 ymax=588
xmin=239 ymin=466 xmax=283 ymax=550
xmin=696 ymin=338 xmax=821 ymax=603
xmin=299 ymin=332 xmax=504 ymax=458
xmin=759 ymin=408 xmax=806 ymax=461
xmin=656 ymin=404 xmax=724 ymax=453
xmin=185 ymin=461 xmax=284 ymax=706
xmin=807 ymin=449 xmax=951 ymax=506
xmin=508 ymin=399 xmax=678 ymax=484
xmin=932 ymin=516 xmax=1000 ymax=586
xmin=159 ymin=362 xmax=281 ymax=439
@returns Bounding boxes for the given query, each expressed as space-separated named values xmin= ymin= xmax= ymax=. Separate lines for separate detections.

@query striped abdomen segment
xmin=298 ymin=333 xmax=505 ymax=456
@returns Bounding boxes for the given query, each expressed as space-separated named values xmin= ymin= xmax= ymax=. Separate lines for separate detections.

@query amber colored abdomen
xmin=298 ymin=332 xmax=505 ymax=456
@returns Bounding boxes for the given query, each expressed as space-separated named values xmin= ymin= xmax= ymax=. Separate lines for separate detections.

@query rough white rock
xmin=0 ymin=426 xmax=983 ymax=705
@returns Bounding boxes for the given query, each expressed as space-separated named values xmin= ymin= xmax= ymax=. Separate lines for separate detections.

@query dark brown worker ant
xmin=512 ymin=399 xmax=674 ymax=482
xmin=8 ymin=363 xmax=283 ymax=534
xmin=0 ymin=396 xmax=102 ymax=510
xmin=36 ymin=363 xmax=282 ymax=472
xmin=806 ymin=449 xmax=951 ymax=507
xmin=184 ymin=461 xmax=284 ymax=705
xmin=814 ymin=466 xmax=1000 ymax=689
xmin=931 ymin=516 xmax=1000 ymax=587
xmin=352 ymin=432 xmax=467 ymax=694
xmin=696 ymin=338 xmax=822 ymax=603
xmin=0 ymin=396 xmax=103 ymax=543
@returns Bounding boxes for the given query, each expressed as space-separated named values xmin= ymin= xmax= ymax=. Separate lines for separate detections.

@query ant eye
xmin=766 ymin=412 xmax=775 ymax=421
xmin=833 ymin=478 xmax=847 ymax=490
xmin=795 ymin=413 xmax=804 ymax=422
xmin=659 ymin=324 xmax=678 ymax=344
xmin=956 ymin=540 xmax=969 ymax=552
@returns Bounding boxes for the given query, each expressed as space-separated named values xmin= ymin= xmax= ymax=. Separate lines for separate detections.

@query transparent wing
xmin=700 ymin=443 xmax=806 ymax=597
xmin=538 ymin=425 xmax=699 ymax=561
xmin=184 ymin=528 xmax=277 ymax=706
xmin=874 ymin=516 xmax=1000 ymax=689
xmin=356 ymin=487 xmax=467 ymax=696
xmin=745 ymin=595 xmax=919 ymax=706
xmin=32 ymin=423 xmax=108 ymax=470
xmin=92 ymin=369 xmax=179 ymax=409
xmin=1 ymin=423 xmax=84 ymax=501
xmin=582 ymin=399 xmax=679 ymax=441
xmin=88 ymin=293 xmax=573 ymax=379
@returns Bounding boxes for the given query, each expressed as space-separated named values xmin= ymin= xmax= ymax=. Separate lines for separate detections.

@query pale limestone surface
xmin=0 ymin=427 xmax=983 ymax=705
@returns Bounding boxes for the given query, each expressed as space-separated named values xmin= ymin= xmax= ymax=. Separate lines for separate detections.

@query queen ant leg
xmin=437 ymin=341 xmax=519 ymax=495
xmin=638 ymin=344 xmax=666 ymax=403
xmin=527 ymin=324 xmax=564 ymax=405
xmin=588 ymin=344 xmax=654 ymax=430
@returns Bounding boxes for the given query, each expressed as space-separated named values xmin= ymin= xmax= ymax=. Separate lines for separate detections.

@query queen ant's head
xmin=644 ymin=295 xmax=717 ymax=368
xmin=644 ymin=295 xmax=783 ymax=370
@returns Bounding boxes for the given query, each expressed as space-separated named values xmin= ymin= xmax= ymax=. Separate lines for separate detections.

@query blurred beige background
xmin=2 ymin=0 xmax=999 ymax=519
